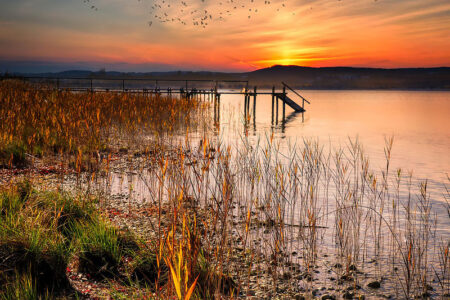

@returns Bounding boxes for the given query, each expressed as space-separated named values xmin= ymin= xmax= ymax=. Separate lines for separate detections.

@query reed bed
xmin=0 ymin=79 xmax=208 ymax=170
xmin=94 ymin=134 xmax=448 ymax=299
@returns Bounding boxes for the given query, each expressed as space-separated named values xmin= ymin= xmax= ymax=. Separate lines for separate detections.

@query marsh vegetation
xmin=0 ymin=80 xmax=448 ymax=299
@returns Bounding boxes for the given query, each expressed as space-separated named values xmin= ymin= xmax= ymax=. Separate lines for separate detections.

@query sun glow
xmin=254 ymin=58 xmax=305 ymax=68
xmin=0 ymin=0 xmax=449 ymax=71
xmin=252 ymin=57 xmax=331 ymax=68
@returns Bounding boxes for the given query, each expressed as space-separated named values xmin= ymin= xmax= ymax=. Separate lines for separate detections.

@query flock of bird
xmin=146 ymin=0 xmax=292 ymax=28
xmin=82 ymin=0 xmax=98 ymax=11
xmin=81 ymin=0 xmax=382 ymax=28
xmin=81 ymin=0 xmax=294 ymax=28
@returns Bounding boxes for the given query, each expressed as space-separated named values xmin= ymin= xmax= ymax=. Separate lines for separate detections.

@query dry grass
xmin=115 ymin=134 xmax=446 ymax=298
xmin=0 ymin=79 xmax=207 ymax=169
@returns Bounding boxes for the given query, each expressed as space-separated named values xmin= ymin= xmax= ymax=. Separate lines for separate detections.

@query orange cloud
xmin=0 ymin=0 xmax=449 ymax=71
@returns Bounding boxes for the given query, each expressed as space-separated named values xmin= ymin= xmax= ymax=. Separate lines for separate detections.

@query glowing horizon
xmin=0 ymin=0 xmax=449 ymax=72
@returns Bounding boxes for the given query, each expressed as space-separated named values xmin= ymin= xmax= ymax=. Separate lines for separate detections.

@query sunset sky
xmin=0 ymin=0 xmax=449 ymax=72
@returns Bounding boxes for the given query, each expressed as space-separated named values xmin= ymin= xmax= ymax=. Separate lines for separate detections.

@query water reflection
xmin=217 ymin=90 xmax=449 ymax=186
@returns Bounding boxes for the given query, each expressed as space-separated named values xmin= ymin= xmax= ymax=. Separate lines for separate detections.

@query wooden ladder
xmin=277 ymin=82 xmax=310 ymax=112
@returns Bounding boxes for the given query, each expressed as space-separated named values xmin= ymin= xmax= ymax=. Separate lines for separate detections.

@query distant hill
xmin=4 ymin=65 xmax=450 ymax=90
xmin=246 ymin=65 xmax=450 ymax=89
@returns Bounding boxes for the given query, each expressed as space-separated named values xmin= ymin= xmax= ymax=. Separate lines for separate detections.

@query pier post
xmin=214 ymin=93 xmax=217 ymax=123
xmin=282 ymin=86 xmax=286 ymax=122
xmin=276 ymin=90 xmax=279 ymax=125
xmin=217 ymin=94 xmax=221 ymax=124
xmin=244 ymin=90 xmax=248 ymax=117
xmin=244 ymin=91 xmax=248 ymax=116
xmin=271 ymin=86 xmax=275 ymax=124
xmin=253 ymin=86 xmax=257 ymax=125
xmin=214 ymin=85 xmax=217 ymax=105
xmin=247 ymin=89 xmax=251 ymax=113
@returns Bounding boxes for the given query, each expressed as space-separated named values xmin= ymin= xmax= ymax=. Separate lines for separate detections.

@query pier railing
xmin=0 ymin=76 xmax=249 ymax=92
xmin=282 ymin=81 xmax=310 ymax=110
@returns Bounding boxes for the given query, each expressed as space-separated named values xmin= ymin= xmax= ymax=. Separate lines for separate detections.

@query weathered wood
xmin=253 ymin=86 xmax=257 ymax=119
xmin=271 ymin=86 xmax=275 ymax=124
xmin=277 ymin=93 xmax=305 ymax=112
xmin=276 ymin=91 xmax=279 ymax=124
xmin=282 ymin=86 xmax=286 ymax=121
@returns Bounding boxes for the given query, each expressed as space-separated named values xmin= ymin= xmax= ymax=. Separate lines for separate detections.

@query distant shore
xmin=2 ymin=64 xmax=450 ymax=90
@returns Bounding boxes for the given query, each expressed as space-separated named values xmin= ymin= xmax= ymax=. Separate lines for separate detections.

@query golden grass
xmin=0 ymin=80 xmax=206 ymax=167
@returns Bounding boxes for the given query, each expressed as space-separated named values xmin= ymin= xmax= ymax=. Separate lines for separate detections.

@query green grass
xmin=0 ymin=183 xmax=72 ymax=297
xmin=36 ymin=190 xmax=96 ymax=239
xmin=75 ymin=220 xmax=123 ymax=279
xmin=0 ymin=271 xmax=51 ymax=300
xmin=0 ymin=180 xmax=158 ymax=297
xmin=0 ymin=177 xmax=230 ymax=299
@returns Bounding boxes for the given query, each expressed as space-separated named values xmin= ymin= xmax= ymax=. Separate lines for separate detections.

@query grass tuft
xmin=76 ymin=221 xmax=123 ymax=279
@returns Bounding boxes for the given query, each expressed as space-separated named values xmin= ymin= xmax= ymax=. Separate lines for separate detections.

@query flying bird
xmin=82 ymin=0 xmax=296 ymax=29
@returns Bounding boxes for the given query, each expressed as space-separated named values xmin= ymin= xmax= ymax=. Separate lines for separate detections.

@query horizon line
xmin=2 ymin=64 xmax=450 ymax=75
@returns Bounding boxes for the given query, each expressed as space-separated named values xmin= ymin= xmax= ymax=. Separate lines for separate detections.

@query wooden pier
xmin=1 ymin=76 xmax=310 ymax=124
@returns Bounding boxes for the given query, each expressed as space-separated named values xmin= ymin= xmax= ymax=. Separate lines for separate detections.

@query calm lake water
xmin=218 ymin=90 xmax=449 ymax=192
xmin=111 ymin=88 xmax=449 ymax=235
xmin=214 ymin=90 xmax=450 ymax=235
